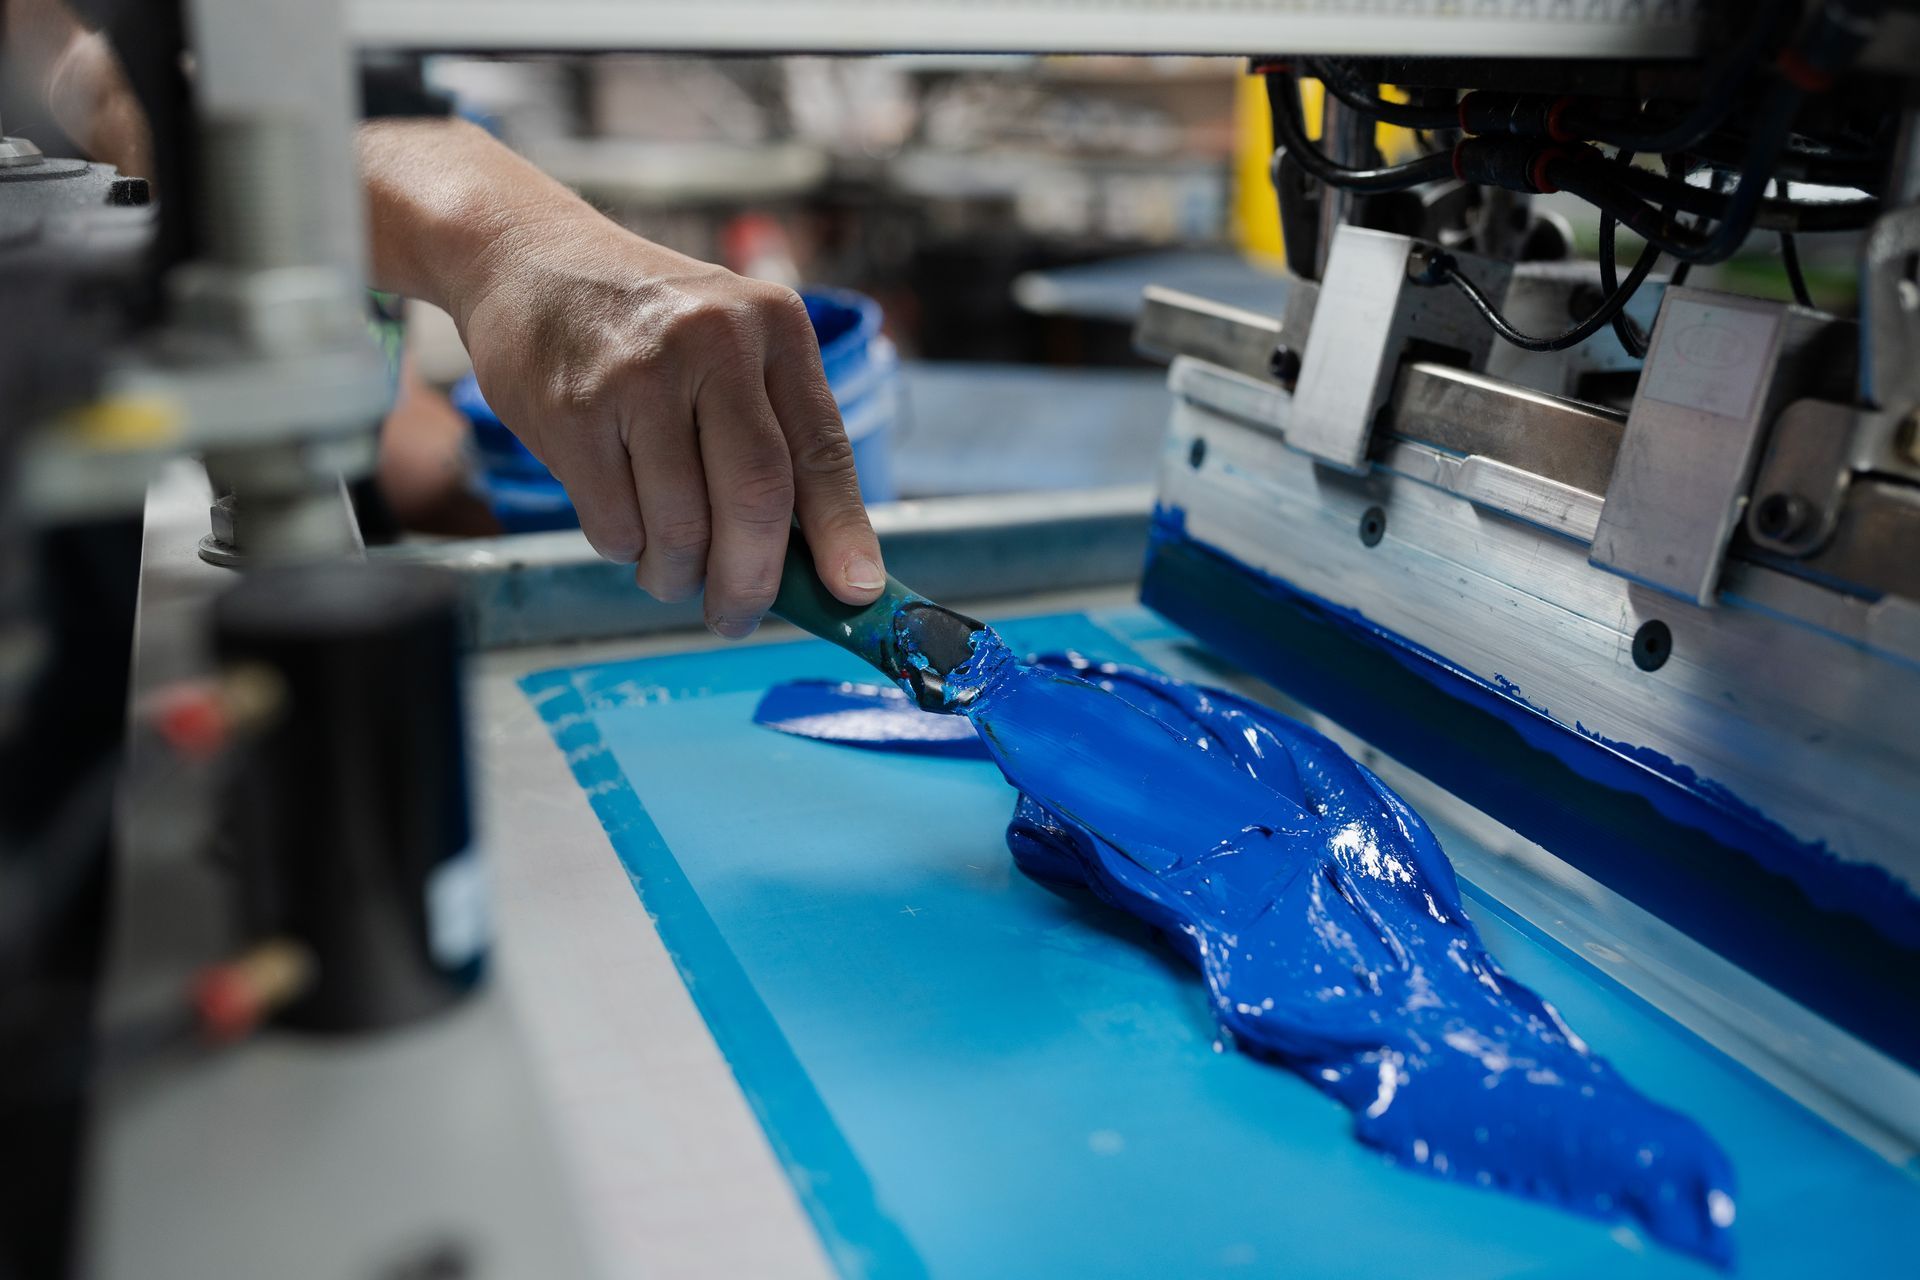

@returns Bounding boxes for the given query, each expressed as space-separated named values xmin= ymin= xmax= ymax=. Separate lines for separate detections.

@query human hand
xmin=358 ymin=119 xmax=886 ymax=636
xmin=453 ymin=213 xmax=885 ymax=636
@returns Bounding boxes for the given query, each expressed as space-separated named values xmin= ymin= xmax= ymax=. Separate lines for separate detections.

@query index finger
xmin=763 ymin=302 xmax=886 ymax=606
xmin=696 ymin=369 xmax=794 ymax=638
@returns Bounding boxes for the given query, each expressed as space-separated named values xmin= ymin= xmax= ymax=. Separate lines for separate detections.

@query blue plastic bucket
xmin=452 ymin=286 xmax=898 ymax=535
xmin=806 ymin=288 xmax=898 ymax=506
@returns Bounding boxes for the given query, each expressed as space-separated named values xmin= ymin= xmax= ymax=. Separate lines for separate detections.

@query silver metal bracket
xmin=1745 ymin=399 xmax=1920 ymax=601
xmin=1746 ymin=399 xmax=1868 ymax=557
xmin=1288 ymin=227 xmax=1511 ymax=474
xmin=1860 ymin=204 xmax=1920 ymax=417
xmin=1591 ymin=288 xmax=1844 ymax=606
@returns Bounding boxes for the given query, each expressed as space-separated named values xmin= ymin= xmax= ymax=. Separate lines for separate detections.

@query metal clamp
xmin=1288 ymin=227 xmax=1511 ymax=474
xmin=1591 ymin=288 xmax=1847 ymax=605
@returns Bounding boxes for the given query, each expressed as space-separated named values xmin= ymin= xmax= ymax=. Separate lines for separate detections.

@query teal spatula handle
xmin=771 ymin=529 xmax=982 ymax=711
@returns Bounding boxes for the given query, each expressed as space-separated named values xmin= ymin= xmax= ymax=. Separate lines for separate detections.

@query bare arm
xmin=2 ymin=0 xmax=152 ymax=178
xmin=359 ymin=117 xmax=885 ymax=636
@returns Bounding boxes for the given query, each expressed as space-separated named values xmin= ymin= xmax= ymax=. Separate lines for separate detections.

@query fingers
xmin=694 ymin=370 xmax=793 ymax=638
xmin=763 ymin=300 xmax=886 ymax=605
xmin=525 ymin=277 xmax=881 ymax=639
xmin=626 ymin=396 xmax=710 ymax=603
xmin=537 ymin=408 xmax=647 ymax=564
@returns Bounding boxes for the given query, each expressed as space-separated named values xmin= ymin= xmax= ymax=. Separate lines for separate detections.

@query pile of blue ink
xmin=754 ymin=625 xmax=1738 ymax=1266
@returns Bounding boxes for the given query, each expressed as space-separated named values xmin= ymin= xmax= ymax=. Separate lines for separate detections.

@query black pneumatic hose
xmin=1424 ymin=239 xmax=1663 ymax=354
xmin=1312 ymin=61 xmax=1460 ymax=132
xmin=1265 ymin=72 xmax=1455 ymax=194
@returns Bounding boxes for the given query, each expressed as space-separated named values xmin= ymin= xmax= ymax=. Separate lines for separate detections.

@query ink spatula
xmin=770 ymin=529 xmax=984 ymax=713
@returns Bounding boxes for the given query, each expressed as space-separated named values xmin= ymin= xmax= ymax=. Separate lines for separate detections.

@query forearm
xmin=357 ymin=117 xmax=604 ymax=326
xmin=3 ymin=0 xmax=84 ymax=95
xmin=4 ymin=0 xmax=151 ymax=178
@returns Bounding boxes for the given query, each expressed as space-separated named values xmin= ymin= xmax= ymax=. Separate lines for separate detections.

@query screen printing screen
xmin=519 ymin=605 xmax=1916 ymax=1278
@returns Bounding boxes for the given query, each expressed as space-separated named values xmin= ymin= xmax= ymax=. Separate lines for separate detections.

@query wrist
xmin=358 ymin=118 xmax=601 ymax=327
xmin=441 ymin=200 xmax=603 ymax=335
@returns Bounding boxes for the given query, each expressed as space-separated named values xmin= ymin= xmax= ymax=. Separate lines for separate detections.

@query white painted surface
xmin=471 ymin=635 xmax=836 ymax=1279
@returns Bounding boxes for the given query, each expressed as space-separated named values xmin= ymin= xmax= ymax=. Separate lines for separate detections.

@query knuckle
xmin=762 ymin=285 xmax=814 ymax=332
xmin=714 ymin=565 xmax=783 ymax=614
xmin=740 ymin=577 xmax=782 ymax=610
xmin=680 ymin=296 xmax=758 ymax=349
xmin=650 ymin=513 xmax=711 ymax=564
xmin=723 ymin=460 xmax=795 ymax=527
xmin=610 ymin=350 xmax=671 ymax=392
xmin=791 ymin=425 xmax=857 ymax=478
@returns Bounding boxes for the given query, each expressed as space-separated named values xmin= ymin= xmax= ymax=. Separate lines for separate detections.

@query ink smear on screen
xmin=755 ymin=632 xmax=1738 ymax=1266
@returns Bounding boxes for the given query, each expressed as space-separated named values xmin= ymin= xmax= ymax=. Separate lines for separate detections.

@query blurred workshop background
xmin=387 ymin=54 xmax=1254 ymax=533
xmin=377 ymin=52 xmax=1856 ymax=540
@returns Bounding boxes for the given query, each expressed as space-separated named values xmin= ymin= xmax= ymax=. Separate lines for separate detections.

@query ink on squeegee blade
xmin=754 ymin=632 xmax=1738 ymax=1267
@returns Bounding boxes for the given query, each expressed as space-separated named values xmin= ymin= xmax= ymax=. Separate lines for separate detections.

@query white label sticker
xmin=1642 ymin=299 xmax=1781 ymax=421
xmin=426 ymin=848 xmax=491 ymax=969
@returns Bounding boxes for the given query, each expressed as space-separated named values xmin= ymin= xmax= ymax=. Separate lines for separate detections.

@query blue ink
xmin=1144 ymin=504 xmax=1920 ymax=953
xmin=755 ymin=645 xmax=1739 ymax=1266
xmin=1139 ymin=505 xmax=1920 ymax=1072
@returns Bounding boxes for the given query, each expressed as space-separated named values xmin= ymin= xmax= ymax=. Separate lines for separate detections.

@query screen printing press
xmin=94 ymin=441 xmax=1920 ymax=1278
xmin=99 ymin=255 xmax=1920 ymax=1278
xmin=4 ymin=2 xmax=1919 ymax=1278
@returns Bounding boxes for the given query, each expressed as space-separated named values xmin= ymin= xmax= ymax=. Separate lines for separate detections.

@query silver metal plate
xmin=1289 ymin=228 xmax=1510 ymax=473
xmin=1592 ymin=289 xmax=1806 ymax=605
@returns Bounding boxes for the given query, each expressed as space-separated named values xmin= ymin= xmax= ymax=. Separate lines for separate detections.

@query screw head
xmin=1753 ymin=491 xmax=1813 ymax=543
xmin=1407 ymin=248 xmax=1454 ymax=287
xmin=1358 ymin=506 xmax=1387 ymax=547
xmin=1187 ymin=437 xmax=1207 ymax=470
xmin=1632 ymin=619 xmax=1672 ymax=672
xmin=1268 ymin=345 xmax=1301 ymax=383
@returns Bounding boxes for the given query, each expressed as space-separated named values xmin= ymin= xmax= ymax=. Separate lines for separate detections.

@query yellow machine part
xmin=1230 ymin=73 xmax=1423 ymax=268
